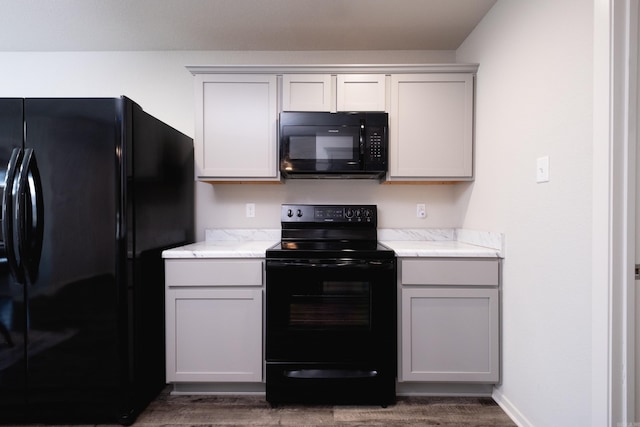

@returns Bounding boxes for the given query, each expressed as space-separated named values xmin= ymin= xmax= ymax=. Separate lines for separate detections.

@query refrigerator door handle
xmin=15 ymin=148 xmax=44 ymax=283
xmin=2 ymin=147 xmax=25 ymax=284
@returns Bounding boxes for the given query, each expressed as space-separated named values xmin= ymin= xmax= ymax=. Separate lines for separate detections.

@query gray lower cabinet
xmin=164 ymin=255 xmax=500 ymax=389
xmin=165 ymin=259 xmax=264 ymax=383
xmin=399 ymin=258 xmax=500 ymax=383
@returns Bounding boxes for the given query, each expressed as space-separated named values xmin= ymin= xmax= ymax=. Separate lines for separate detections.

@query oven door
xmin=265 ymin=257 xmax=396 ymax=364
xmin=280 ymin=125 xmax=362 ymax=174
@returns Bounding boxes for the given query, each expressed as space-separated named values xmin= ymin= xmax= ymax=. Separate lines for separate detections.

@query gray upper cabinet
xmin=189 ymin=65 xmax=477 ymax=183
xmin=194 ymin=74 xmax=279 ymax=181
xmin=336 ymin=74 xmax=387 ymax=112
xmin=282 ymin=74 xmax=333 ymax=112
xmin=282 ymin=74 xmax=387 ymax=112
xmin=389 ymin=73 xmax=475 ymax=181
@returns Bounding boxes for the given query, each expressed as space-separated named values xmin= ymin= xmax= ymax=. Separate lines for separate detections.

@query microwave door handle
xmin=359 ymin=121 xmax=365 ymax=158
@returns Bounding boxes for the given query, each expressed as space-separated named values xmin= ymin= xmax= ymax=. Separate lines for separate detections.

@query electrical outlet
xmin=246 ymin=203 xmax=255 ymax=218
xmin=416 ymin=203 xmax=426 ymax=219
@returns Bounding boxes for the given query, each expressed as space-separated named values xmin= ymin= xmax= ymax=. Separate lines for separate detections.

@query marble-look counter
xmin=380 ymin=228 xmax=503 ymax=258
xmin=162 ymin=228 xmax=504 ymax=259
xmin=382 ymin=240 xmax=500 ymax=258
xmin=162 ymin=240 xmax=277 ymax=259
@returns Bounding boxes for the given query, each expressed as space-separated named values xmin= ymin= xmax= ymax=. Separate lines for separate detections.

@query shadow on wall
xmin=197 ymin=180 xmax=468 ymax=230
xmin=452 ymin=181 xmax=475 ymax=226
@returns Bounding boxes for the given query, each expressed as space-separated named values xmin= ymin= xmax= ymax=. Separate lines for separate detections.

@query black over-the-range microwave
xmin=279 ymin=111 xmax=388 ymax=180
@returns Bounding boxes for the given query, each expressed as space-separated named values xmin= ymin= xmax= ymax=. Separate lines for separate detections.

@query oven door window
xmin=281 ymin=125 xmax=360 ymax=171
xmin=289 ymin=280 xmax=370 ymax=329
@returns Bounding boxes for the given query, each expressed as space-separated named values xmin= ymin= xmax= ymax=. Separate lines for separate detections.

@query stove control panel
xmin=282 ymin=204 xmax=377 ymax=223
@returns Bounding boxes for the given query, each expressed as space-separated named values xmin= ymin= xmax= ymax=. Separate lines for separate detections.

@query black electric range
xmin=265 ymin=204 xmax=397 ymax=407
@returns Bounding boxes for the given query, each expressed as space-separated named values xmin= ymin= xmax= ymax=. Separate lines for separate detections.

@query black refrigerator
xmin=0 ymin=97 xmax=194 ymax=424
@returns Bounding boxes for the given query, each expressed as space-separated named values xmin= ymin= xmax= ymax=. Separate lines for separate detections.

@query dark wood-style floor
xmin=129 ymin=388 xmax=516 ymax=427
xmin=15 ymin=387 xmax=516 ymax=426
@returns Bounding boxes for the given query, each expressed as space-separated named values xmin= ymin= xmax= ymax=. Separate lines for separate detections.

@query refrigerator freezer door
xmin=0 ymin=97 xmax=194 ymax=424
xmin=0 ymin=99 xmax=27 ymax=422
xmin=21 ymin=98 xmax=121 ymax=422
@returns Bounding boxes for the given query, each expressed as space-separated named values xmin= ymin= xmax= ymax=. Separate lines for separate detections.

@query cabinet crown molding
xmin=186 ymin=63 xmax=479 ymax=75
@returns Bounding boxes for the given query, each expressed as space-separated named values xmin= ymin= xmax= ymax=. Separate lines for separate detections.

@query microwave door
xmin=282 ymin=126 xmax=360 ymax=173
xmin=316 ymin=133 xmax=359 ymax=170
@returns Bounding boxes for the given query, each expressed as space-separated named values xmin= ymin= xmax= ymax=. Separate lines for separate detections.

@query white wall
xmin=456 ymin=1 xmax=593 ymax=426
xmin=0 ymin=49 xmax=466 ymax=239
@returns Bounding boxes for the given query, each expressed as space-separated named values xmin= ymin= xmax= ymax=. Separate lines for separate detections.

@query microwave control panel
xmin=365 ymin=126 xmax=385 ymax=163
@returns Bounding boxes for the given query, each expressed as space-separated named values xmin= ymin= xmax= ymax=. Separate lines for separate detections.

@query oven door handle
xmin=267 ymin=259 xmax=395 ymax=269
xmin=285 ymin=369 xmax=379 ymax=379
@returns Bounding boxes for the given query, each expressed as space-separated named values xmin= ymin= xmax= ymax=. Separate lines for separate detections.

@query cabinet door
xmin=390 ymin=74 xmax=474 ymax=180
xmin=194 ymin=74 xmax=278 ymax=180
xmin=337 ymin=74 xmax=386 ymax=112
xmin=401 ymin=288 xmax=499 ymax=382
xmin=282 ymin=74 xmax=332 ymax=111
xmin=166 ymin=287 xmax=263 ymax=382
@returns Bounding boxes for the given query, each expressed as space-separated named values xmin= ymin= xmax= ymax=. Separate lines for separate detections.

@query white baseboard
xmin=492 ymin=387 xmax=534 ymax=427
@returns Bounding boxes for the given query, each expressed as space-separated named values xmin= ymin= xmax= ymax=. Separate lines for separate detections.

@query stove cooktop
xmin=268 ymin=204 xmax=395 ymax=259
xmin=266 ymin=241 xmax=395 ymax=259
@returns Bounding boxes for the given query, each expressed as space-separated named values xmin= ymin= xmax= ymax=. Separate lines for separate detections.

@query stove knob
xmin=345 ymin=208 xmax=354 ymax=218
xmin=296 ymin=209 xmax=303 ymax=218
xmin=287 ymin=209 xmax=293 ymax=217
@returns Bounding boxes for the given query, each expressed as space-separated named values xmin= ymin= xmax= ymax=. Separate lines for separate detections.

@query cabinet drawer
xmin=166 ymin=259 xmax=263 ymax=287
xmin=401 ymin=259 xmax=499 ymax=286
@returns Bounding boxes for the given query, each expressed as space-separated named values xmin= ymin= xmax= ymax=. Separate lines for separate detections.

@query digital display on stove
xmin=314 ymin=207 xmax=345 ymax=220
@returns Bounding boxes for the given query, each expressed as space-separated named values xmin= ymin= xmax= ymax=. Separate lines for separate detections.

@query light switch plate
xmin=536 ymin=156 xmax=550 ymax=183
xmin=246 ymin=203 xmax=255 ymax=218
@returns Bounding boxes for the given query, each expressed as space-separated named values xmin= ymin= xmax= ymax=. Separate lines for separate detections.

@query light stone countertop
xmin=162 ymin=240 xmax=277 ymax=259
xmin=381 ymin=240 xmax=501 ymax=258
xmin=162 ymin=228 xmax=504 ymax=259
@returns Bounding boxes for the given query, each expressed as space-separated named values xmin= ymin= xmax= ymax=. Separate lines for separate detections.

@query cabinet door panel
xmin=282 ymin=74 xmax=332 ymax=111
xmin=390 ymin=74 xmax=473 ymax=179
xmin=401 ymin=288 xmax=498 ymax=382
xmin=166 ymin=288 xmax=263 ymax=382
xmin=337 ymin=74 xmax=386 ymax=112
xmin=195 ymin=74 xmax=278 ymax=179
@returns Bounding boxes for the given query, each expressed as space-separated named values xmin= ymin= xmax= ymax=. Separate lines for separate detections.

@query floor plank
xmin=131 ymin=390 xmax=516 ymax=426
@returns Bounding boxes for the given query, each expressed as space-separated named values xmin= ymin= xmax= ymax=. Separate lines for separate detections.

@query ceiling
xmin=0 ymin=0 xmax=496 ymax=52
